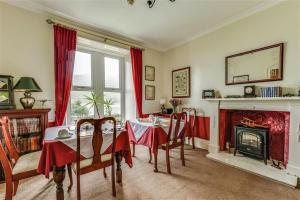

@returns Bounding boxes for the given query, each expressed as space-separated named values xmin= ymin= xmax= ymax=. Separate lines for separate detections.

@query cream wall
xmin=0 ymin=2 xmax=164 ymax=121
xmin=142 ymin=48 xmax=164 ymax=114
xmin=0 ymin=2 xmax=55 ymax=120
xmin=162 ymin=1 xmax=300 ymax=116
xmin=1 ymin=1 xmax=299 ymax=121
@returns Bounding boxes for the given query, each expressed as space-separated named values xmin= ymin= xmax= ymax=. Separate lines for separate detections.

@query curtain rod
xmin=46 ymin=19 xmax=145 ymax=51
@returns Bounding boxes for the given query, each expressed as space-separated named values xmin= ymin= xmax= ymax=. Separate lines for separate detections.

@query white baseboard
xmin=185 ymin=138 xmax=209 ymax=150
xmin=208 ymin=144 xmax=219 ymax=153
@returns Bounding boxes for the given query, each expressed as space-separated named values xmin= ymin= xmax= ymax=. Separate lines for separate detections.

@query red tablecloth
xmin=125 ymin=121 xmax=168 ymax=153
xmin=38 ymin=130 xmax=133 ymax=178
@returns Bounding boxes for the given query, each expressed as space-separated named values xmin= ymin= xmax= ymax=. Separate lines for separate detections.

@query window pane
xmin=73 ymin=51 xmax=92 ymax=87
xmin=70 ymin=91 xmax=94 ymax=123
xmin=105 ymin=57 xmax=119 ymax=88
xmin=103 ymin=92 xmax=121 ymax=120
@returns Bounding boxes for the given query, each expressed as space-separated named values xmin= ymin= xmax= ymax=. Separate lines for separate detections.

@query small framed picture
xmin=233 ymin=75 xmax=249 ymax=83
xmin=0 ymin=75 xmax=15 ymax=109
xmin=145 ymin=65 xmax=155 ymax=81
xmin=202 ymin=90 xmax=215 ymax=99
xmin=172 ymin=67 xmax=190 ymax=98
xmin=145 ymin=85 xmax=155 ymax=100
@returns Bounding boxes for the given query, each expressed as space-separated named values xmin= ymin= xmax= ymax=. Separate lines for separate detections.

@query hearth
xmin=234 ymin=125 xmax=269 ymax=164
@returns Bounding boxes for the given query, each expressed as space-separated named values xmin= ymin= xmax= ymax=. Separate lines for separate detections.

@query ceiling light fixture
xmin=127 ymin=0 xmax=176 ymax=8
xmin=127 ymin=0 xmax=134 ymax=5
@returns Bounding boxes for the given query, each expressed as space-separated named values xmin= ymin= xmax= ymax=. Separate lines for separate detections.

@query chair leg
xmin=77 ymin=173 xmax=81 ymax=200
xmin=5 ymin=177 xmax=13 ymax=200
xmin=154 ymin=149 xmax=158 ymax=172
xmin=148 ymin=148 xmax=152 ymax=163
xmin=13 ymin=180 xmax=19 ymax=196
xmin=67 ymin=164 xmax=73 ymax=192
xmin=132 ymin=142 xmax=135 ymax=157
xmin=111 ymin=160 xmax=116 ymax=197
xmin=192 ymin=137 xmax=195 ymax=149
xmin=166 ymin=147 xmax=171 ymax=174
xmin=181 ymin=143 xmax=185 ymax=166
xmin=103 ymin=167 xmax=107 ymax=178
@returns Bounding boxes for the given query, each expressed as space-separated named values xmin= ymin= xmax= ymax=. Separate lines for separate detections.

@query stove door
xmin=238 ymin=131 xmax=263 ymax=156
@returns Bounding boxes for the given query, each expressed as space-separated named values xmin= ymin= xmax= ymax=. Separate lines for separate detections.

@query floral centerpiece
xmin=169 ymin=98 xmax=182 ymax=113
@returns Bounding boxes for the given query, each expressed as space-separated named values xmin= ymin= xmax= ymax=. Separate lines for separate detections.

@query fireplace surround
xmin=220 ymin=109 xmax=289 ymax=166
xmin=206 ymin=97 xmax=300 ymax=187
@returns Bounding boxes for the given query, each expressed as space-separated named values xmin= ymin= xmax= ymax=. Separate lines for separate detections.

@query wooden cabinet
xmin=0 ymin=108 xmax=50 ymax=181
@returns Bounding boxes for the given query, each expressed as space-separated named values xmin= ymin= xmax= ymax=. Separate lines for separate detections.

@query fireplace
xmin=206 ymin=99 xmax=300 ymax=187
xmin=219 ymin=109 xmax=289 ymax=166
xmin=234 ymin=125 xmax=269 ymax=164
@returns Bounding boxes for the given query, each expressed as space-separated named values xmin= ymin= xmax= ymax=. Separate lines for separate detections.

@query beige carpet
xmin=0 ymin=146 xmax=299 ymax=200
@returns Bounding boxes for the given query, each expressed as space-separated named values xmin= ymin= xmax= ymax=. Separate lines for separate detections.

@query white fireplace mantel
xmin=206 ymin=97 xmax=300 ymax=187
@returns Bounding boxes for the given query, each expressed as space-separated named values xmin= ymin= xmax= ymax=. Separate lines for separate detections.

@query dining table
xmin=37 ymin=126 xmax=133 ymax=200
xmin=125 ymin=117 xmax=184 ymax=172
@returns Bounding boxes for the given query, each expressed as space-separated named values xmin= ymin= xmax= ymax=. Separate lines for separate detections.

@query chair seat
xmin=12 ymin=151 xmax=41 ymax=175
xmin=161 ymin=139 xmax=181 ymax=146
xmin=77 ymin=154 xmax=112 ymax=169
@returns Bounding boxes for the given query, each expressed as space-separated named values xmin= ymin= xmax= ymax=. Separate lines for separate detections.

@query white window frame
xmin=66 ymin=45 xmax=125 ymax=125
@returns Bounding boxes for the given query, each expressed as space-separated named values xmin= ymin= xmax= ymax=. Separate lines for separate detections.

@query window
xmin=104 ymin=57 xmax=120 ymax=88
xmin=67 ymin=48 xmax=124 ymax=124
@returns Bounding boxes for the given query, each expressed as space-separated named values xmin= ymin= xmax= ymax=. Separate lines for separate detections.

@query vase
xmin=172 ymin=106 xmax=177 ymax=113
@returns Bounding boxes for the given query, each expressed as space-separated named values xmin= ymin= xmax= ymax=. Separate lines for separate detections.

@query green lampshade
xmin=13 ymin=77 xmax=42 ymax=92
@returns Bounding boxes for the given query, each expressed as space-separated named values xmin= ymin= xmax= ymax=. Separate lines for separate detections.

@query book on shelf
xmin=6 ymin=118 xmax=42 ymax=153
xmin=260 ymin=87 xmax=282 ymax=98
xmin=16 ymin=136 xmax=41 ymax=153
xmin=8 ymin=118 xmax=41 ymax=137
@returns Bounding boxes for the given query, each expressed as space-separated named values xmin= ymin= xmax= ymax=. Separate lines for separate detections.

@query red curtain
xmin=54 ymin=25 xmax=77 ymax=126
xmin=130 ymin=48 xmax=143 ymax=118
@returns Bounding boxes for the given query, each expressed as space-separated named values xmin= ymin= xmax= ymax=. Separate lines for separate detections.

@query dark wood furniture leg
xmin=192 ymin=137 xmax=195 ymax=149
xmin=115 ymin=152 xmax=122 ymax=184
xmin=166 ymin=146 xmax=171 ymax=174
xmin=153 ymin=149 xmax=158 ymax=172
xmin=67 ymin=164 xmax=73 ymax=192
xmin=181 ymin=142 xmax=185 ymax=166
xmin=148 ymin=148 xmax=152 ymax=163
xmin=53 ymin=166 xmax=66 ymax=200
xmin=132 ymin=142 xmax=135 ymax=157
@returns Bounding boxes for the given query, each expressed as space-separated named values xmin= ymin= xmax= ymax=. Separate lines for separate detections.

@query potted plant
xmin=103 ymin=98 xmax=114 ymax=116
xmin=84 ymin=92 xmax=115 ymax=117
xmin=84 ymin=92 xmax=102 ymax=118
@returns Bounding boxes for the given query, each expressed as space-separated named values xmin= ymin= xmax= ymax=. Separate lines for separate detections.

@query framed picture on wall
xmin=145 ymin=85 xmax=155 ymax=100
xmin=145 ymin=65 xmax=155 ymax=81
xmin=172 ymin=67 xmax=190 ymax=98
xmin=0 ymin=75 xmax=15 ymax=110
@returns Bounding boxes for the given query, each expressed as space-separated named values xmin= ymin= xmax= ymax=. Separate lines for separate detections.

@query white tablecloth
xmin=128 ymin=118 xmax=184 ymax=140
xmin=44 ymin=126 xmax=120 ymax=158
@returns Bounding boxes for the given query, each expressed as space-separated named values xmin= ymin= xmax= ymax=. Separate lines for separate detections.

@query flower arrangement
xmin=169 ymin=98 xmax=182 ymax=112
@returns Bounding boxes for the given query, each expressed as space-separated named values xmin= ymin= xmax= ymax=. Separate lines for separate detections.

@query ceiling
xmin=4 ymin=0 xmax=281 ymax=51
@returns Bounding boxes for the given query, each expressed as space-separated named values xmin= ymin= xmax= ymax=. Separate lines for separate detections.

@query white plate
xmin=56 ymin=133 xmax=72 ymax=140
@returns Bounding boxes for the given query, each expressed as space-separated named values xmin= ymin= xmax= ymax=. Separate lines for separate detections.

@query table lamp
xmin=159 ymin=98 xmax=166 ymax=113
xmin=13 ymin=77 xmax=42 ymax=109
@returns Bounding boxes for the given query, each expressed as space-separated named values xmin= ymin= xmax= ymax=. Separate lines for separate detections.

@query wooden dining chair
xmin=0 ymin=117 xmax=73 ymax=200
xmin=182 ymin=107 xmax=197 ymax=149
xmin=159 ymin=112 xmax=187 ymax=174
xmin=73 ymin=117 xmax=117 ymax=199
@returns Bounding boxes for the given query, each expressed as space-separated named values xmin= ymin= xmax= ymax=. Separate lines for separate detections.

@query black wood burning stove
xmin=234 ymin=125 xmax=269 ymax=164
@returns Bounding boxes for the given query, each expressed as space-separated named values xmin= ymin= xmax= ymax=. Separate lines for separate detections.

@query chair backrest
xmin=76 ymin=117 xmax=117 ymax=168
xmin=0 ymin=117 xmax=19 ymax=164
xmin=167 ymin=112 xmax=187 ymax=143
xmin=182 ymin=107 xmax=197 ymax=133
xmin=0 ymin=120 xmax=13 ymax=179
